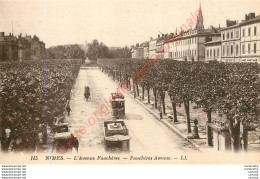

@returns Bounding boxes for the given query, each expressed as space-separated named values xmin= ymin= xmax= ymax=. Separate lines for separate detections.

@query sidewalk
xmin=124 ymin=81 xmax=260 ymax=152
xmin=124 ymin=89 xmax=213 ymax=152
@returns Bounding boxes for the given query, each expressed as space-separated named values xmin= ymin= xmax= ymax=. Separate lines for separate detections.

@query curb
xmin=124 ymin=89 xmax=205 ymax=152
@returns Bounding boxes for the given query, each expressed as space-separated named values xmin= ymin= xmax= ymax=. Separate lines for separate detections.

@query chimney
xmin=226 ymin=20 xmax=236 ymax=27
xmin=245 ymin=14 xmax=249 ymax=20
xmin=136 ymin=43 xmax=139 ymax=47
xmin=0 ymin=32 xmax=4 ymax=36
xmin=158 ymin=34 xmax=160 ymax=38
xmin=150 ymin=37 xmax=153 ymax=41
xmin=248 ymin=12 xmax=255 ymax=19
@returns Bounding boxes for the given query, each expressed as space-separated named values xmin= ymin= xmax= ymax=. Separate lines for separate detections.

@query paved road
xmin=66 ymin=68 xmax=196 ymax=155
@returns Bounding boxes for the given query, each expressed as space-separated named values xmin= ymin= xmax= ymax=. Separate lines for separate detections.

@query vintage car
xmin=111 ymin=93 xmax=125 ymax=119
xmin=103 ymin=120 xmax=130 ymax=152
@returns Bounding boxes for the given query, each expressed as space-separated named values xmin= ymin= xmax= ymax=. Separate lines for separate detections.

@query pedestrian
xmin=71 ymin=134 xmax=79 ymax=152
xmin=66 ymin=102 xmax=71 ymax=116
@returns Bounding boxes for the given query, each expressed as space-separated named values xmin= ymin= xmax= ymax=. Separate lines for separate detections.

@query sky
xmin=1 ymin=0 xmax=260 ymax=48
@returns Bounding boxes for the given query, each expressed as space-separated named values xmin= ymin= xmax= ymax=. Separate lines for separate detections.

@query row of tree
xmin=86 ymin=39 xmax=131 ymax=60
xmin=47 ymin=44 xmax=86 ymax=60
xmin=97 ymin=58 xmax=260 ymax=152
xmin=46 ymin=40 xmax=132 ymax=61
xmin=0 ymin=59 xmax=82 ymax=151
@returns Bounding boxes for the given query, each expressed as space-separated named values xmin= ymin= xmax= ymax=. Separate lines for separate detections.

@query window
xmin=217 ymin=49 xmax=219 ymax=56
xmin=242 ymin=44 xmax=245 ymax=54
xmin=231 ymin=32 xmax=233 ymax=39
xmin=231 ymin=45 xmax=233 ymax=55
xmin=227 ymin=46 xmax=229 ymax=56
xmin=248 ymin=28 xmax=251 ymax=36
xmin=223 ymin=34 xmax=225 ymax=40
xmin=254 ymin=43 xmax=256 ymax=53
xmin=227 ymin=33 xmax=229 ymax=39
xmin=223 ymin=46 xmax=225 ymax=56
xmin=254 ymin=26 xmax=257 ymax=36
xmin=210 ymin=49 xmax=212 ymax=57
xmin=248 ymin=44 xmax=251 ymax=54
xmin=214 ymin=49 xmax=216 ymax=56
xmin=243 ymin=29 xmax=245 ymax=37
xmin=236 ymin=30 xmax=239 ymax=38
xmin=236 ymin=45 xmax=238 ymax=55
xmin=195 ymin=38 xmax=196 ymax=43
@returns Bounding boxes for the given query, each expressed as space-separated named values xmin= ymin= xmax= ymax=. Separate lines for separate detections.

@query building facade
xmin=221 ymin=20 xmax=241 ymax=62
xmin=164 ymin=27 xmax=220 ymax=61
xmin=143 ymin=42 xmax=149 ymax=59
xmin=205 ymin=38 xmax=221 ymax=61
xmin=148 ymin=38 xmax=157 ymax=58
xmin=131 ymin=44 xmax=144 ymax=59
xmin=130 ymin=3 xmax=260 ymax=64
xmin=240 ymin=13 xmax=260 ymax=63
xmin=220 ymin=13 xmax=260 ymax=63
xmin=0 ymin=32 xmax=18 ymax=62
xmin=163 ymin=4 xmax=221 ymax=62
xmin=0 ymin=32 xmax=45 ymax=62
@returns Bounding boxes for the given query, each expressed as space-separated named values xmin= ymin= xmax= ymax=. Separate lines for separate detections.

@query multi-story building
xmin=164 ymin=26 xmax=220 ymax=62
xmin=163 ymin=4 xmax=221 ymax=61
xmin=0 ymin=32 xmax=18 ymax=62
xmin=240 ymin=13 xmax=260 ymax=63
xmin=143 ymin=42 xmax=149 ymax=59
xmin=0 ymin=32 xmax=45 ymax=62
xmin=17 ymin=34 xmax=31 ymax=61
xmin=131 ymin=44 xmax=144 ymax=59
xmin=220 ymin=13 xmax=260 ymax=63
xmin=148 ymin=37 xmax=157 ymax=58
xmin=205 ymin=35 xmax=222 ymax=61
xmin=25 ymin=35 xmax=46 ymax=61
xmin=156 ymin=35 xmax=165 ymax=59
xmin=221 ymin=20 xmax=241 ymax=62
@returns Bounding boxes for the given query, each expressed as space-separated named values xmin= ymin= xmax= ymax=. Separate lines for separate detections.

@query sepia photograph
xmin=0 ymin=0 xmax=259 ymax=165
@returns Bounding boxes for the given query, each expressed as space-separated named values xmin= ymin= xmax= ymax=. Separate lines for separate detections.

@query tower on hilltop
xmin=195 ymin=2 xmax=204 ymax=30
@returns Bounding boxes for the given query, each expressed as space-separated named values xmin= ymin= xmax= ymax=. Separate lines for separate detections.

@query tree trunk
xmin=153 ymin=88 xmax=157 ymax=108
xmin=229 ymin=120 xmax=241 ymax=152
xmin=206 ymin=110 xmax=213 ymax=146
xmin=142 ymin=85 xmax=145 ymax=100
xmin=171 ymin=101 xmax=178 ymax=122
xmin=112 ymin=72 xmax=115 ymax=81
xmin=128 ymin=77 xmax=131 ymax=90
xmin=0 ymin=119 xmax=3 ymax=150
xmin=147 ymin=88 xmax=150 ymax=104
xmin=133 ymin=80 xmax=136 ymax=98
xmin=117 ymin=72 xmax=119 ymax=81
xmin=184 ymin=100 xmax=191 ymax=133
xmin=161 ymin=91 xmax=166 ymax=115
xmin=136 ymin=83 xmax=139 ymax=96
xmin=172 ymin=101 xmax=178 ymax=122
xmin=242 ymin=128 xmax=248 ymax=152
